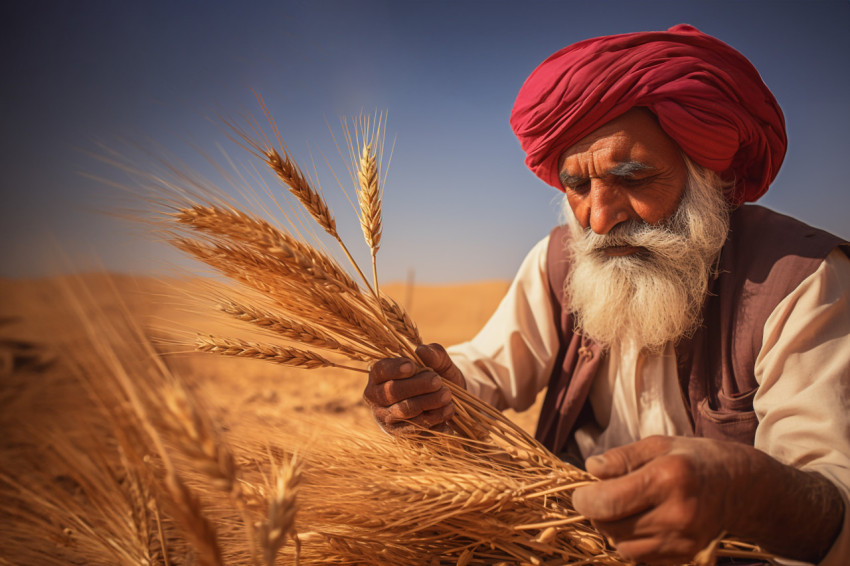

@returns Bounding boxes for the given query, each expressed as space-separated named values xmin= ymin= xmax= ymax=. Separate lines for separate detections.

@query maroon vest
xmin=535 ymin=205 xmax=849 ymax=456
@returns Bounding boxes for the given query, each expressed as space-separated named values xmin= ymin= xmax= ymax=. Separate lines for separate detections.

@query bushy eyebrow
xmin=608 ymin=161 xmax=654 ymax=177
xmin=559 ymin=160 xmax=655 ymax=188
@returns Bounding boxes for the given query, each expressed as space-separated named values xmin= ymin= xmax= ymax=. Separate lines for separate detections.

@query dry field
xmin=0 ymin=273 xmax=555 ymax=564
xmin=0 ymin=274 xmax=527 ymax=436
xmin=0 ymin=273 xmax=771 ymax=566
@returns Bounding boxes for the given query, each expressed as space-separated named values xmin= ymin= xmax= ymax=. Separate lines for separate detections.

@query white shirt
xmin=448 ymin=235 xmax=850 ymax=565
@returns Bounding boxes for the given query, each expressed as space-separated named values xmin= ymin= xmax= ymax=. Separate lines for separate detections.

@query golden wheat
xmin=156 ymin=107 xmax=776 ymax=565
xmin=195 ymin=334 xmax=368 ymax=373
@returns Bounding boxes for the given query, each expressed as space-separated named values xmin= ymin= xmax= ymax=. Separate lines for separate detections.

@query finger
xmin=599 ymin=528 xmax=695 ymax=565
xmin=572 ymin=469 xmax=656 ymax=521
xmin=366 ymin=371 xmax=442 ymax=407
xmin=593 ymin=511 xmax=706 ymax=565
xmin=385 ymin=387 xmax=453 ymax=422
xmin=369 ymin=357 xmax=417 ymax=385
xmin=421 ymin=403 xmax=456 ymax=429
xmin=586 ymin=435 xmax=673 ymax=479
xmin=374 ymin=399 xmax=454 ymax=431
xmin=416 ymin=343 xmax=466 ymax=388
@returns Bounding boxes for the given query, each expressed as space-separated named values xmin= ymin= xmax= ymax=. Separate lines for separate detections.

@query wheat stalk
xmin=195 ymin=334 xmax=369 ymax=373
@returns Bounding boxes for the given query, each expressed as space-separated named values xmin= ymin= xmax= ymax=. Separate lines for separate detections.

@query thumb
xmin=586 ymin=436 xmax=672 ymax=479
xmin=416 ymin=343 xmax=466 ymax=389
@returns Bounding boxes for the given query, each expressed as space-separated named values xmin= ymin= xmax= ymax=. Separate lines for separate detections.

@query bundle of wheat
xmin=153 ymin=104 xmax=775 ymax=566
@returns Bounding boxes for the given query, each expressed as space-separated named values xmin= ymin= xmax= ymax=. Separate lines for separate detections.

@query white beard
xmin=562 ymin=159 xmax=731 ymax=352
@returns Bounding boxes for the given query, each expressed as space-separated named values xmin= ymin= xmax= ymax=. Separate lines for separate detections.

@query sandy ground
xmin=0 ymin=273 xmax=541 ymax=449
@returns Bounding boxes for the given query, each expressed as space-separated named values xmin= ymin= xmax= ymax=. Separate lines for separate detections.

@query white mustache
xmin=573 ymin=219 xmax=690 ymax=260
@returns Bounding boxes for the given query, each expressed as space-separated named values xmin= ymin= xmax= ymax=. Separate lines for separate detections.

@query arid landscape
xmin=0 ymin=273 xmax=529 ymax=434
xmin=0 ymin=272 xmax=558 ymax=564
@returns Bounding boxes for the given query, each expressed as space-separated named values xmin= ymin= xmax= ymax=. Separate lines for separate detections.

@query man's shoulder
xmin=721 ymin=204 xmax=848 ymax=301
xmin=728 ymin=205 xmax=848 ymax=261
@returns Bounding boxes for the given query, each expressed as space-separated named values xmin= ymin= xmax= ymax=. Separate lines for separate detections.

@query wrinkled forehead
xmin=558 ymin=109 xmax=683 ymax=173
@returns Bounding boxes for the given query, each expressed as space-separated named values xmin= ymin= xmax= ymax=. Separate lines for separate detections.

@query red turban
xmin=510 ymin=24 xmax=787 ymax=204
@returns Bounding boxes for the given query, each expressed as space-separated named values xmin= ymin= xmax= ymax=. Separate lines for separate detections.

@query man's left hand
xmin=571 ymin=435 xmax=747 ymax=563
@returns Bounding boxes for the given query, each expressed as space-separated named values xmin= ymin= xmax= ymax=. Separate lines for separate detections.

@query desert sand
xmin=1 ymin=274 xmax=539 ymax=431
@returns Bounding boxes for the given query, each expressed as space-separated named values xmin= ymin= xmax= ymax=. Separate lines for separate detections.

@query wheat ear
xmin=258 ymin=455 xmax=302 ymax=566
xmin=218 ymin=300 xmax=376 ymax=361
xmin=234 ymin=101 xmax=418 ymax=359
xmin=196 ymin=335 xmax=368 ymax=373
xmin=357 ymin=142 xmax=382 ymax=293
xmin=175 ymin=205 xmax=361 ymax=295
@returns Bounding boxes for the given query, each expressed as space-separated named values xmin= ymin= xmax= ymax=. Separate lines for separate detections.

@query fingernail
xmin=440 ymin=388 xmax=451 ymax=403
xmin=572 ymin=488 xmax=587 ymax=511
xmin=431 ymin=375 xmax=442 ymax=389
xmin=399 ymin=361 xmax=413 ymax=374
xmin=585 ymin=455 xmax=606 ymax=475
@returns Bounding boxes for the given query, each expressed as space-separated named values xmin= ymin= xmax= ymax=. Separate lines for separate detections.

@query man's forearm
xmin=731 ymin=447 xmax=845 ymax=563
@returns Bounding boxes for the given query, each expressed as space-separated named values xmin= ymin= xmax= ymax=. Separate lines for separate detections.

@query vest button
xmin=578 ymin=346 xmax=593 ymax=360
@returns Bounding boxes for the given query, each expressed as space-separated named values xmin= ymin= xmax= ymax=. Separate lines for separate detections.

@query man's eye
xmin=622 ymin=175 xmax=657 ymax=187
xmin=568 ymin=180 xmax=591 ymax=194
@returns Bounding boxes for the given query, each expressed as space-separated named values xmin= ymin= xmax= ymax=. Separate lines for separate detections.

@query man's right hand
xmin=364 ymin=343 xmax=466 ymax=433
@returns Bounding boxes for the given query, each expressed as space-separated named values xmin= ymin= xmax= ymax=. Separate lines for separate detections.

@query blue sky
xmin=2 ymin=0 xmax=849 ymax=283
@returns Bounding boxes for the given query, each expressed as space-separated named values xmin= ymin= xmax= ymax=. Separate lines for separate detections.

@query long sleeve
xmin=447 ymin=235 xmax=559 ymax=411
xmin=754 ymin=248 xmax=850 ymax=565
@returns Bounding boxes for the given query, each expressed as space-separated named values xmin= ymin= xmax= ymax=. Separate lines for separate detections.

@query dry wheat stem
xmin=514 ymin=516 xmax=592 ymax=531
xmin=271 ymin=297 xmax=399 ymax=359
xmin=376 ymin=292 xmax=423 ymax=346
xmin=262 ymin=146 xmax=338 ymax=238
xmin=261 ymin=146 xmax=413 ymax=357
xmin=161 ymin=380 xmax=236 ymax=491
xmin=57 ymin=277 xmax=269 ymax=566
xmin=356 ymin=143 xmax=382 ymax=253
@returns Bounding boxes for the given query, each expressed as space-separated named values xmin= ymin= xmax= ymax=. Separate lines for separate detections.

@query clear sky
xmin=3 ymin=0 xmax=849 ymax=284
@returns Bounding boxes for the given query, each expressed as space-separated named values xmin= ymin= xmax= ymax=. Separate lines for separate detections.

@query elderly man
xmin=364 ymin=25 xmax=849 ymax=564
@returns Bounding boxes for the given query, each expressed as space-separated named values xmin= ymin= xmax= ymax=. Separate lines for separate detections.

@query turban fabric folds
xmin=510 ymin=24 xmax=787 ymax=204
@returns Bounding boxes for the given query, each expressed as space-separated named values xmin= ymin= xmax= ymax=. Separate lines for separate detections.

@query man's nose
xmin=587 ymin=180 xmax=631 ymax=235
